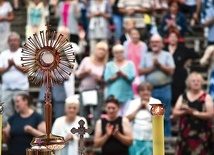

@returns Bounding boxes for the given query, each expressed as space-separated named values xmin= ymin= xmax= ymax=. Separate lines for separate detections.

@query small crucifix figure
xmin=71 ymin=120 xmax=93 ymax=155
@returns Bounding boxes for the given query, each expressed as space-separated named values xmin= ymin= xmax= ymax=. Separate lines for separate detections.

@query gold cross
xmin=71 ymin=120 xmax=93 ymax=155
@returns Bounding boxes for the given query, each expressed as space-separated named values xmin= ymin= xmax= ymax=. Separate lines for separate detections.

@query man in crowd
xmin=139 ymin=34 xmax=175 ymax=137
xmin=0 ymin=32 xmax=29 ymax=126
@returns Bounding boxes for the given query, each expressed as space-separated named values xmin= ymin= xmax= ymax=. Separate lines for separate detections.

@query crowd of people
xmin=0 ymin=0 xmax=214 ymax=155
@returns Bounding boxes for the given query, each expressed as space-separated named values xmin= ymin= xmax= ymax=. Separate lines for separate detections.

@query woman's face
xmin=113 ymin=50 xmax=124 ymax=61
xmin=95 ymin=48 xmax=107 ymax=59
xmin=139 ymin=87 xmax=152 ymax=101
xmin=169 ymin=3 xmax=178 ymax=14
xmin=124 ymin=21 xmax=135 ymax=32
xmin=168 ymin=33 xmax=178 ymax=45
xmin=105 ymin=102 xmax=119 ymax=119
xmin=130 ymin=29 xmax=140 ymax=43
xmin=188 ymin=75 xmax=203 ymax=91
xmin=65 ymin=104 xmax=79 ymax=118
xmin=15 ymin=96 xmax=28 ymax=113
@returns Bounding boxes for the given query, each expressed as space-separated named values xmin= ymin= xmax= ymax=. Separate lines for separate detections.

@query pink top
xmin=62 ymin=3 xmax=70 ymax=26
xmin=127 ymin=41 xmax=143 ymax=76
xmin=76 ymin=57 xmax=105 ymax=91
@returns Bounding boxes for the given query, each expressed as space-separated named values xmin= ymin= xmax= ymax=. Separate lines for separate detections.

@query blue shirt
xmin=30 ymin=8 xmax=42 ymax=26
xmin=140 ymin=50 xmax=175 ymax=86
xmin=104 ymin=60 xmax=135 ymax=103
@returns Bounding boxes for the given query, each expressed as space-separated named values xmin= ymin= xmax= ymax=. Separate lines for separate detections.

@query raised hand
xmin=78 ymin=29 xmax=86 ymax=40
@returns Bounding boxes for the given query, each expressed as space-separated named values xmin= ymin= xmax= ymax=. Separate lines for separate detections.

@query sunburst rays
xmin=21 ymin=28 xmax=75 ymax=87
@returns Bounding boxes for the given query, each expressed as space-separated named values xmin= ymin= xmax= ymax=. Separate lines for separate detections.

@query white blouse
xmin=125 ymin=97 xmax=161 ymax=140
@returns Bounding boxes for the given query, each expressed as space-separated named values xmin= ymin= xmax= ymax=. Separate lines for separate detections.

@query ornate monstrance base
xmin=26 ymin=148 xmax=53 ymax=155
xmin=25 ymin=133 xmax=65 ymax=155
xmin=30 ymin=134 xmax=65 ymax=150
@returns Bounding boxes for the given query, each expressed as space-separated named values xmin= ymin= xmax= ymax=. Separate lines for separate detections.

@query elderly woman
xmin=94 ymin=95 xmax=132 ymax=155
xmin=126 ymin=82 xmax=161 ymax=155
xmin=52 ymin=96 xmax=88 ymax=155
xmin=173 ymin=72 xmax=214 ymax=155
xmin=104 ymin=44 xmax=135 ymax=116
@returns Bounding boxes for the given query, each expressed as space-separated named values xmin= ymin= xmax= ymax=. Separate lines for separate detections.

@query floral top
xmin=176 ymin=92 xmax=213 ymax=155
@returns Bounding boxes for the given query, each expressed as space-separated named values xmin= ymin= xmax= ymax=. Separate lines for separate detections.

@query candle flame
xmin=150 ymin=104 xmax=165 ymax=116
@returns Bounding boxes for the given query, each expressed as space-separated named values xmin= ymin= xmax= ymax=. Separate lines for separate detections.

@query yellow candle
xmin=0 ymin=115 xmax=2 ymax=155
xmin=152 ymin=115 xmax=164 ymax=155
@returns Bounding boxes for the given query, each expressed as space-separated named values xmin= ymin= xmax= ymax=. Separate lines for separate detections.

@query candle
xmin=150 ymin=104 xmax=165 ymax=155
xmin=152 ymin=115 xmax=164 ymax=155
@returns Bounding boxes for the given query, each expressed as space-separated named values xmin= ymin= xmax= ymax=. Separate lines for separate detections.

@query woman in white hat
xmin=52 ymin=96 xmax=89 ymax=155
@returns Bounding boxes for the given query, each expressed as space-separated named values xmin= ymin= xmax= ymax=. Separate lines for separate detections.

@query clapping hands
xmin=8 ymin=59 xmax=15 ymax=67
xmin=106 ymin=123 xmax=119 ymax=137
xmin=84 ymin=68 xmax=91 ymax=74
xmin=0 ymin=16 xmax=7 ymax=21
xmin=116 ymin=70 xmax=126 ymax=78
xmin=180 ymin=104 xmax=196 ymax=115
xmin=152 ymin=56 xmax=161 ymax=68
xmin=94 ymin=10 xmax=103 ymax=17
xmin=140 ymin=99 xmax=149 ymax=109
xmin=126 ymin=8 xmax=135 ymax=15
xmin=166 ymin=19 xmax=176 ymax=27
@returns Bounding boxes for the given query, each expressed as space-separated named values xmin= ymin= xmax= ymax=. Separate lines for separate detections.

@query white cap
xmin=65 ymin=96 xmax=79 ymax=106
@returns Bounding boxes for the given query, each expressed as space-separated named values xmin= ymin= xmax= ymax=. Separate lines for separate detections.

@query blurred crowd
xmin=0 ymin=0 xmax=214 ymax=155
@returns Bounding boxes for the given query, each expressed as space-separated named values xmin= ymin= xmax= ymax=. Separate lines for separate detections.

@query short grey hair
xmin=8 ymin=32 xmax=21 ymax=41
xmin=112 ymin=44 xmax=124 ymax=53
xmin=150 ymin=34 xmax=163 ymax=42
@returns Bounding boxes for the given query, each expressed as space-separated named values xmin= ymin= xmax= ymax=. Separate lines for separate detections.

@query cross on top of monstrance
xmin=21 ymin=24 xmax=92 ymax=155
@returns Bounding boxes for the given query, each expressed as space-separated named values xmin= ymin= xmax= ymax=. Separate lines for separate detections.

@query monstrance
xmin=21 ymin=24 xmax=76 ymax=154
